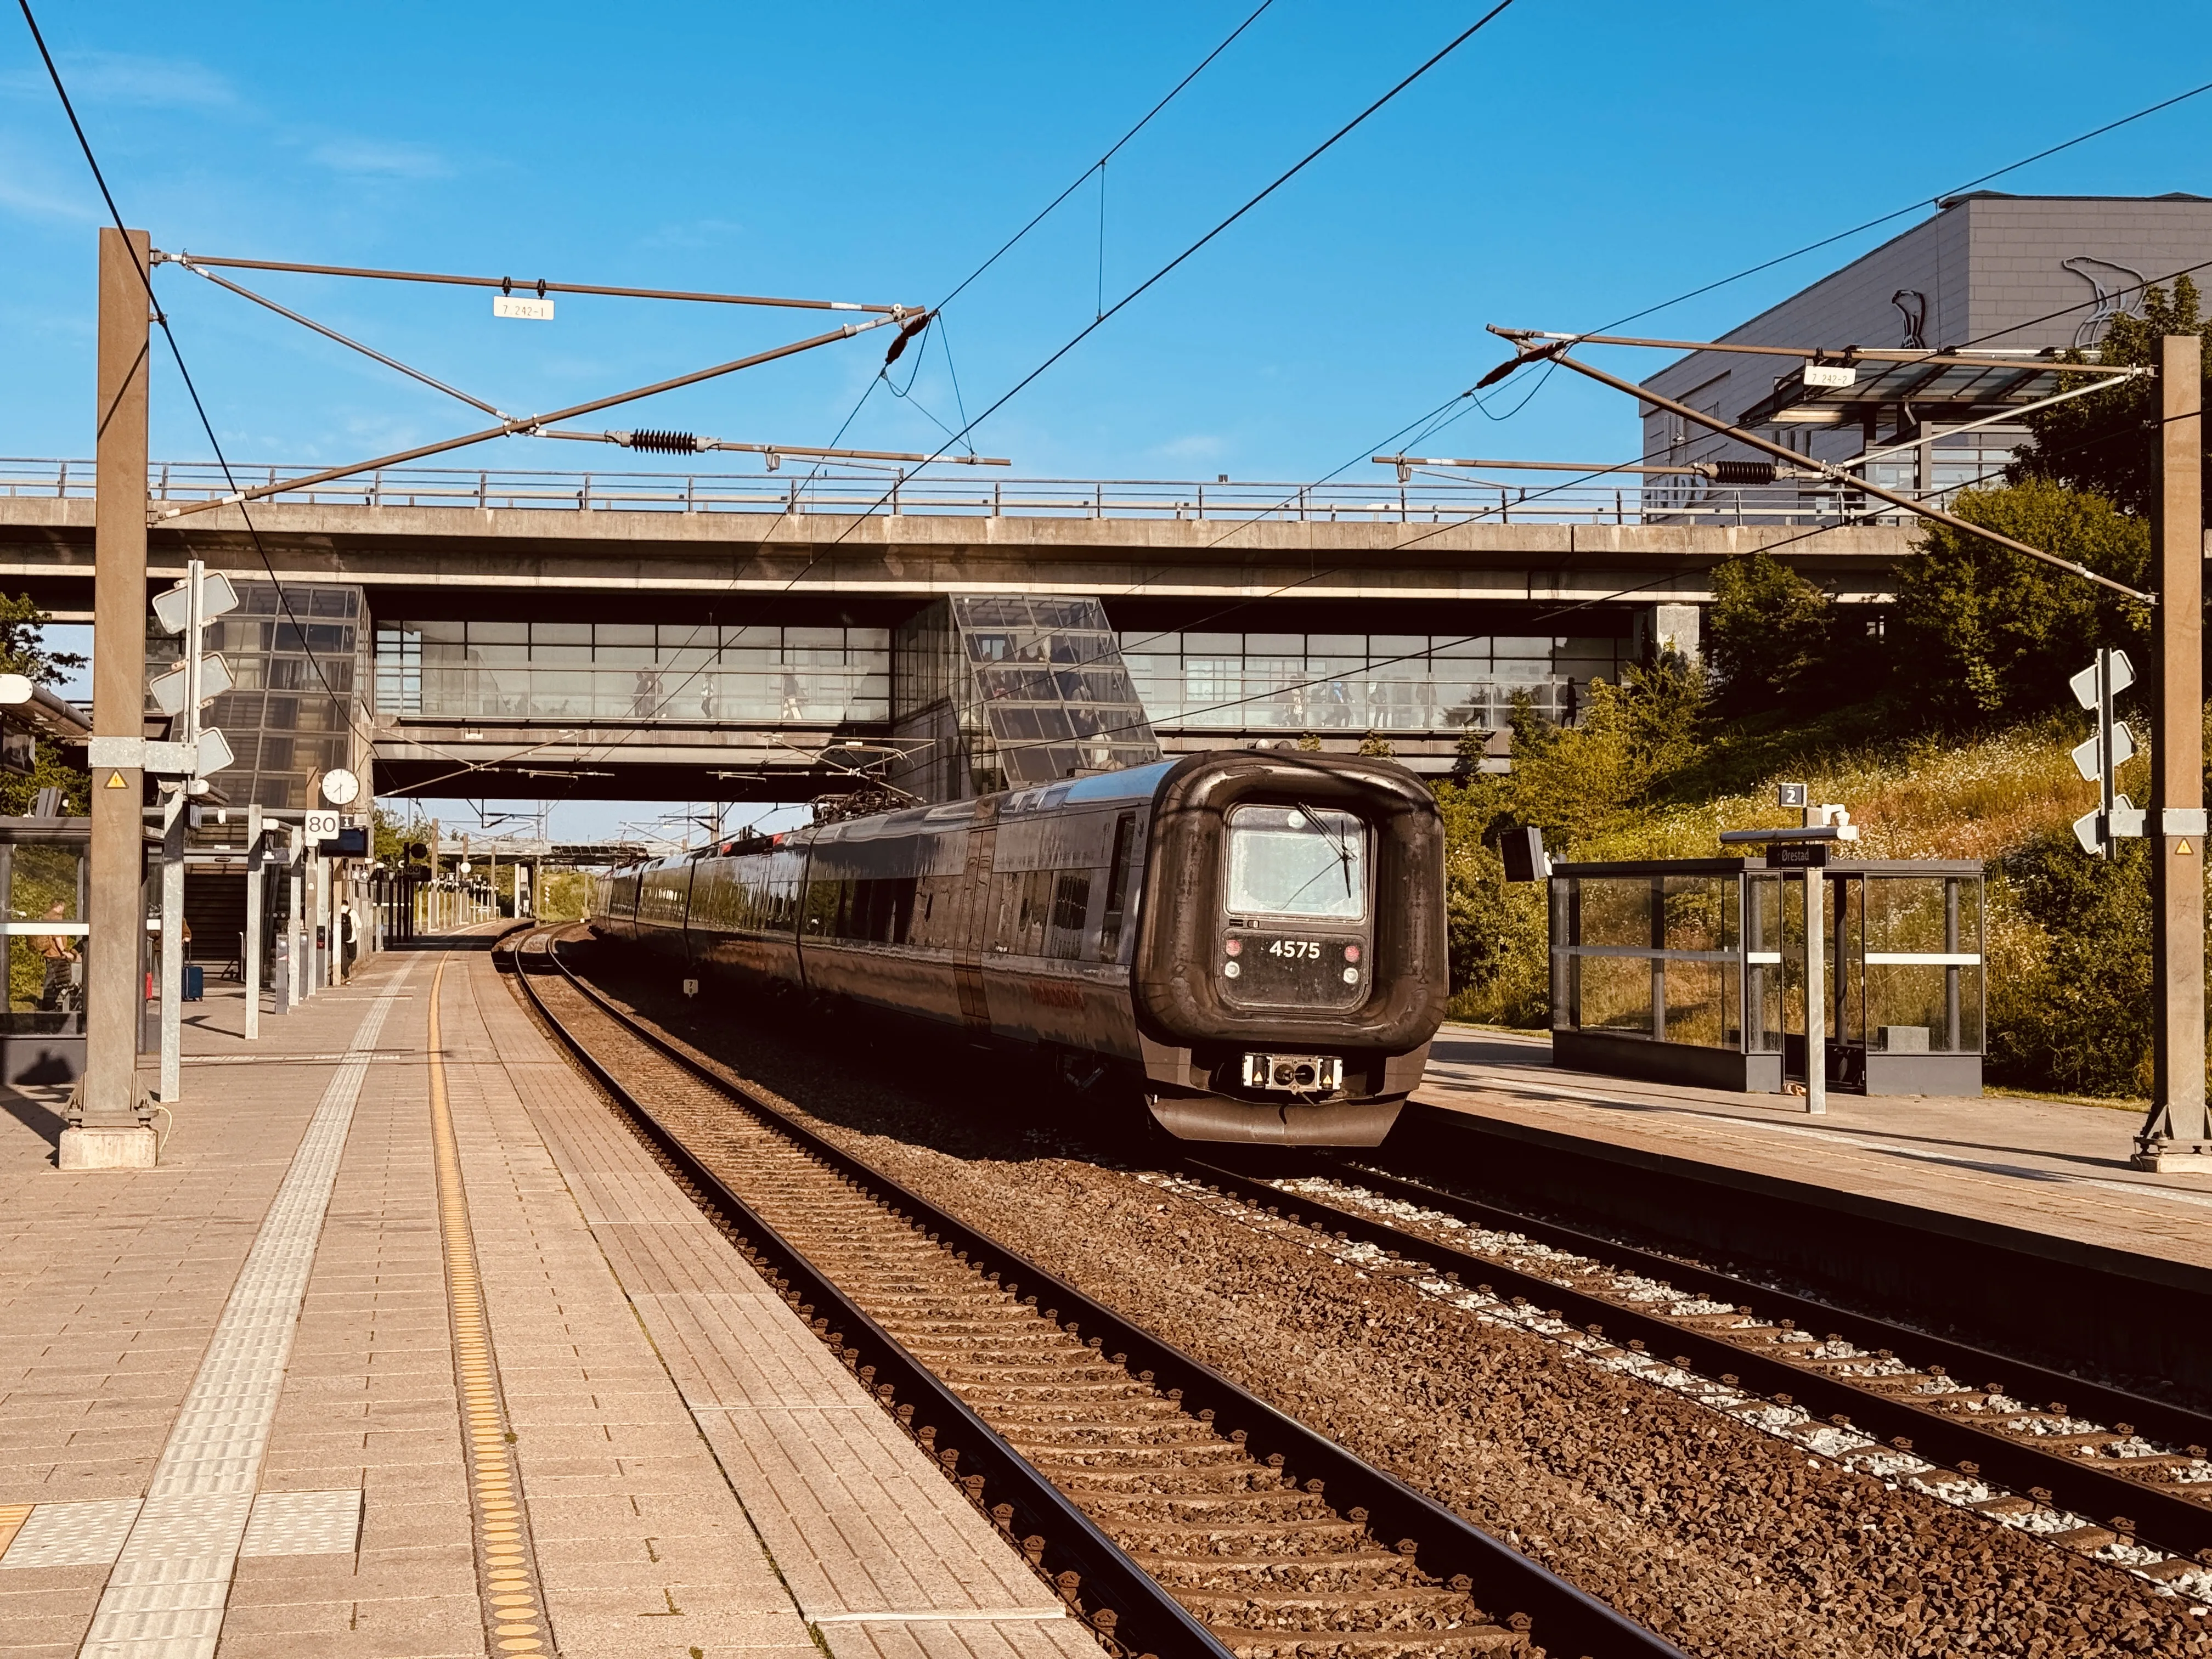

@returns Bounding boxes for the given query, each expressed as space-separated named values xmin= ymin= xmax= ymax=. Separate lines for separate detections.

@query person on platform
xmin=337 ymin=901 xmax=359 ymax=975
xmin=35 ymin=902 xmax=77 ymax=1011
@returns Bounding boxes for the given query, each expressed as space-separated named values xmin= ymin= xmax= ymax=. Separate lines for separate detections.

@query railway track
xmin=1167 ymin=1155 xmax=2212 ymax=1600
xmin=501 ymin=927 xmax=1683 ymax=1659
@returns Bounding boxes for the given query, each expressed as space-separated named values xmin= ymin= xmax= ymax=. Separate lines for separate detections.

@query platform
xmin=1417 ymin=1025 xmax=2212 ymax=1267
xmin=1410 ymin=1025 xmax=2212 ymax=1402
xmin=0 ymin=937 xmax=1086 ymax=1659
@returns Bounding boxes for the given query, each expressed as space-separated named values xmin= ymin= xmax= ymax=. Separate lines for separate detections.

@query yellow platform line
xmin=429 ymin=957 xmax=560 ymax=1657
xmin=0 ymin=1502 xmax=31 ymax=1561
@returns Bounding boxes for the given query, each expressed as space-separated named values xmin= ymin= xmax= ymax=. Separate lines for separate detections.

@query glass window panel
xmin=595 ymin=623 xmax=654 ymax=646
xmin=467 ymin=621 xmax=527 ymax=644
xmin=1577 ymin=878 xmax=1652 ymax=949
xmin=415 ymin=620 xmax=465 ymax=643
xmin=467 ymin=644 xmax=527 ymax=665
xmin=1226 ymin=805 xmax=1365 ymax=919
xmin=1662 ymin=876 xmax=1736 ymax=953
xmin=1248 ymin=633 xmax=1303 ymax=655
xmin=785 ymin=626 xmax=846 ymax=650
xmin=1492 ymin=635 xmax=1553 ymax=659
xmin=1184 ymin=633 xmax=1241 ymax=655
xmin=1662 ymin=960 xmax=1736 ymax=1047
xmin=658 ymin=623 xmax=719 ymax=651
xmin=1576 ymin=956 xmax=1652 ymax=1034
xmin=1430 ymin=636 xmax=1489 ymax=659
xmin=531 ymin=622 xmax=591 ymax=645
xmin=1370 ymin=635 xmax=1426 ymax=660
xmin=595 ymin=646 xmax=657 ymax=667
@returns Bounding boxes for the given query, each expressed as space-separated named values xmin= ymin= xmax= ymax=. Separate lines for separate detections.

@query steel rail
xmin=516 ymin=929 xmax=1686 ymax=1659
xmin=500 ymin=929 xmax=1229 ymax=1659
xmin=1180 ymin=1154 xmax=2212 ymax=1571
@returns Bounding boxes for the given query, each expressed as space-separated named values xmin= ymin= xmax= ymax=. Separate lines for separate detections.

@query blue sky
xmin=6 ymin=1 xmax=2209 ymax=840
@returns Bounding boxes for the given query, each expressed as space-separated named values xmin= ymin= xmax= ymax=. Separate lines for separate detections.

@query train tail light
xmin=1242 ymin=1053 xmax=1344 ymax=1093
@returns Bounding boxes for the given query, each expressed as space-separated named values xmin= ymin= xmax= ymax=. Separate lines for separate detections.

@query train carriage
xmin=590 ymin=751 xmax=1447 ymax=1146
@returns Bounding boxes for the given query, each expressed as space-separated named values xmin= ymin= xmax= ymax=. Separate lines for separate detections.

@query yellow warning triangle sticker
xmin=2180 ymin=840 xmax=2196 ymax=856
xmin=104 ymin=770 xmax=127 ymax=789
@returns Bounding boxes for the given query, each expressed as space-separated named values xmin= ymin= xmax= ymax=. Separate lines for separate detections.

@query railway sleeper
xmin=1132 ymin=1550 xmax=1425 ymax=1588
xmin=1114 ymin=1519 xmax=1374 ymax=1554
xmin=1048 ymin=1465 xmax=1291 ymax=1494
xmin=1075 ymin=1490 xmax=1346 ymax=1525
xmin=1177 ymin=1587 xmax=1481 ymax=1624
xmin=1201 ymin=1621 xmax=1527 ymax=1657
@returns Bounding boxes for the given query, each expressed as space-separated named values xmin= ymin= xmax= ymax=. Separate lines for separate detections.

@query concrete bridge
xmin=0 ymin=459 xmax=1920 ymax=803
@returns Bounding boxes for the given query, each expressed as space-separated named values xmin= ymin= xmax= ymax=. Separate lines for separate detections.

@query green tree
xmin=0 ymin=595 xmax=89 ymax=815
xmin=0 ymin=593 xmax=86 ymax=686
xmin=2011 ymin=275 xmax=2212 ymax=520
xmin=1705 ymin=554 xmax=1841 ymax=715
xmin=1890 ymin=480 xmax=2149 ymax=727
xmin=1987 ymin=832 xmax=2154 ymax=1096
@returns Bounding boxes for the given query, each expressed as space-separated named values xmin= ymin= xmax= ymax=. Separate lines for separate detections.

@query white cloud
xmin=1154 ymin=433 xmax=1226 ymax=462
xmin=0 ymin=52 xmax=238 ymax=111
xmin=309 ymin=138 xmax=451 ymax=180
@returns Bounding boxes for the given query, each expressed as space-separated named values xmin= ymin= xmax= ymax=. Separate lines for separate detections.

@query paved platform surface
xmin=0 ymin=936 xmax=1085 ymax=1659
xmin=1418 ymin=1025 xmax=2212 ymax=1270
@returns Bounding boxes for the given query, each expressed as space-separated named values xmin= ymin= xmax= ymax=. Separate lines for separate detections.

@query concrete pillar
xmin=1652 ymin=602 xmax=1702 ymax=663
xmin=65 ymin=225 xmax=157 ymax=1170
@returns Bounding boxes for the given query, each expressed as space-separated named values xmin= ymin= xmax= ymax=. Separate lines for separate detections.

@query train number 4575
xmin=1267 ymin=939 xmax=1323 ymax=960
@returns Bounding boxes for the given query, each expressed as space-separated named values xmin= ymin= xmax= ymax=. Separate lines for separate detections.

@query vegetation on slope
xmin=1435 ymin=461 xmax=2186 ymax=1099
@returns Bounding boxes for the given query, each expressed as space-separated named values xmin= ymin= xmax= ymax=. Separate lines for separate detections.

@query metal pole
xmin=66 ymin=226 xmax=156 ymax=1169
xmin=156 ymin=561 xmax=206 ymax=1101
xmin=157 ymin=792 xmax=184 ymax=1103
xmin=286 ymin=857 xmax=303 ymax=1011
xmin=244 ymin=804 xmax=262 ymax=1039
xmin=1804 ymin=870 xmax=1826 ymax=1116
xmin=2138 ymin=333 xmax=2211 ymax=1170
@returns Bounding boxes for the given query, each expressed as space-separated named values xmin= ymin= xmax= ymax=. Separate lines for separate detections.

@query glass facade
xmin=374 ymin=620 xmax=890 ymax=726
xmin=891 ymin=596 xmax=1161 ymax=800
xmin=151 ymin=580 xmax=367 ymax=811
xmin=2 ymin=836 xmax=86 ymax=1043
xmin=1120 ymin=631 xmax=1627 ymax=733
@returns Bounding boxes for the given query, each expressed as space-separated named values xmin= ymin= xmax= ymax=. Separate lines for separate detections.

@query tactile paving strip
xmin=0 ymin=1493 xmax=361 ymax=1572
xmin=239 ymin=1489 xmax=363 ymax=1558
xmin=427 ymin=958 xmax=559 ymax=1658
xmin=0 ymin=1498 xmax=141 ymax=1569
xmin=72 ymin=964 xmax=415 ymax=1659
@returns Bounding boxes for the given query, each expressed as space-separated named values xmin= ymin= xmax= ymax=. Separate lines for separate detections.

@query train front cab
xmin=1131 ymin=752 xmax=1447 ymax=1146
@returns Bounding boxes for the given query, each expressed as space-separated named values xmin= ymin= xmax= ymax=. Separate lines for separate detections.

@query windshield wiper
xmin=1295 ymin=803 xmax=1356 ymax=895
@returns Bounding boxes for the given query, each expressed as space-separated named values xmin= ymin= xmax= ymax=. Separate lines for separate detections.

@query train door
xmin=953 ymin=797 xmax=998 ymax=1031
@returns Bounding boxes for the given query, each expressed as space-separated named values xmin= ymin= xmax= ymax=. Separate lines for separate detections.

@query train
xmin=588 ymin=751 xmax=1448 ymax=1146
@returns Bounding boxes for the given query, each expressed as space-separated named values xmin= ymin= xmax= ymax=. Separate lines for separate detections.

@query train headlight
xmin=1222 ymin=961 xmax=1241 ymax=979
xmin=1342 ymin=967 xmax=1359 ymax=984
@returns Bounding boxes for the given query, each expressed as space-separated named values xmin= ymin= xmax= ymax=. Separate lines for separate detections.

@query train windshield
xmin=1225 ymin=805 xmax=1367 ymax=919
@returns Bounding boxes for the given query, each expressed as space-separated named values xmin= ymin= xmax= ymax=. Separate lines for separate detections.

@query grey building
xmin=1640 ymin=193 xmax=2212 ymax=503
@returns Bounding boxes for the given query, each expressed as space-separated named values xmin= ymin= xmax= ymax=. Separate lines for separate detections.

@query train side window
xmin=1017 ymin=870 xmax=1053 ymax=956
xmin=803 ymin=879 xmax=839 ymax=936
xmin=1097 ymin=812 xmax=1135 ymax=962
xmin=1047 ymin=871 xmax=1091 ymax=961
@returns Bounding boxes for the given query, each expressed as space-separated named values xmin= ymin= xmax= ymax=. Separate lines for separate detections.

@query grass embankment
xmin=1443 ymin=714 xmax=2168 ymax=1101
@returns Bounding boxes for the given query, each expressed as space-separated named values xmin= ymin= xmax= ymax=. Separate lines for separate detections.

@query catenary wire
xmin=15 ymin=0 xmax=387 ymax=775
xmin=1592 ymin=76 xmax=2212 ymax=336
xmin=544 ymin=3 xmax=1518 ymax=799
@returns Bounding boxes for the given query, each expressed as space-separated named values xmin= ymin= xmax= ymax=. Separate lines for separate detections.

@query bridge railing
xmin=0 ymin=456 xmax=1921 ymax=529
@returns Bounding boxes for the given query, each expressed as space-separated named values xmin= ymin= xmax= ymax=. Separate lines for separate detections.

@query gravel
xmin=571 ymin=940 xmax=2211 ymax=1658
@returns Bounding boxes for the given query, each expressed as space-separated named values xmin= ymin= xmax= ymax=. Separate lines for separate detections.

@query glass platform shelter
xmin=1549 ymin=856 xmax=1986 ymax=1096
